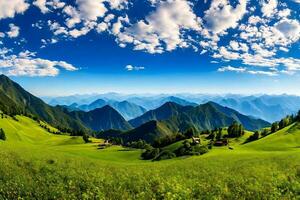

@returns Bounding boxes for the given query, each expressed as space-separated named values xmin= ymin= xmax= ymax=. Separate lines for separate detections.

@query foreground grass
xmin=0 ymin=116 xmax=300 ymax=199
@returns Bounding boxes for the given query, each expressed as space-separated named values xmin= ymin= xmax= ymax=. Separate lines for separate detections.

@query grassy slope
xmin=0 ymin=115 xmax=300 ymax=199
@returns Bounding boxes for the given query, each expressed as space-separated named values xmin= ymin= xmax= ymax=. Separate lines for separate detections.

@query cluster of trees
xmin=0 ymin=128 xmax=6 ymax=141
xmin=56 ymin=127 xmax=87 ymax=137
xmin=246 ymin=111 xmax=300 ymax=143
xmin=0 ymin=104 xmax=23 ymax=117
xmin=204 ymin=122 xmax=244 ymax=147
xmin=269 ymin=112 xmax=300 ymax=135
xmin=175 ymin=140 xmax=208 ymax=157
xmin=227 ymin=122 xmax=245 ymax=138
xmin=126 ymin=140 xmax=149 ymax=149
xmin=109 ymin=137 xmax=124 ymax=145
xmin=153 ymin=133 xmax=186 ymax=148
xmin=153 ymin=127 xmax=199 ymax=148
xmin=141 ymin=140 xmax=209 ymax=161
xmin=206 ymin=128 xmax=223 ymax=140
xmin=39 ymin=124 xmax=61 ymax=135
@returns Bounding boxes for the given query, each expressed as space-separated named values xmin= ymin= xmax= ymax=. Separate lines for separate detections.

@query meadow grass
xmin=0 ymin=115 xmax=300 ymax=199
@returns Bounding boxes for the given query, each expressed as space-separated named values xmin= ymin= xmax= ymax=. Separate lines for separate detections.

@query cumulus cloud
xmin=7 ymin=24 xmax=20 ymax=38
xmin=275 ymin=19 xmax=300 ymax=42
xmin=109 ymin=0 xmax=129 ymax=10
xmin=76 ymin=0 xmax=107 ymax=21
xmin=0 ymin=0 xmax=29 ymax=19
xmin=33 ymin=0 xmax=66 ymax=14
xmin=125 ymin=65 xmax=145 ymax=71
xmin=261 ymin=0 xmax=278 ymax=18
xmin=0 ymin=50 xmax=78 ymax=77
xmin=33 ymin=0 xmax=50 ymax=14
xmin=116 ymin=0 xmax=201 ymax=53
xmin=203 ymin=0 xmax=248 ymax=34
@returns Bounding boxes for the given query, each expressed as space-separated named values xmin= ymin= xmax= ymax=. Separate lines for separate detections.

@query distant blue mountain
xmin=215 ymin=96 xmax=300 ymax=122
xmin=126 ymin=96 xmax=198 ymax=110
xmin=64 ymin=99 xmax=147 ymax=120
xmin=46 ymin=93 xmax=300 ymax=123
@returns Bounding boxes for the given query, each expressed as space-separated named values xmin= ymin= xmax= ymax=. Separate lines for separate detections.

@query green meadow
xmin=0 ymin=115 xmax=300 ymax=199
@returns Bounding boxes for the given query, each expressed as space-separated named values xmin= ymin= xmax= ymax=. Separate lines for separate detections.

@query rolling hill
xmin=100 ymin=120 xmax=174 ymax=143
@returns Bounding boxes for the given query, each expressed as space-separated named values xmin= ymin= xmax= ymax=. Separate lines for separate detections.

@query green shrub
xmin=175 ymin=140 xmax=209 ymax=157
xmin=82 ymin=133 xmax=90 ymax=143
xmin=153 ymin=150 xmax=176 ymax=161
xmin=246 ymin=131 xmax=260 ymax=143
xmin=153 ymin=133 xmax=185 ymax=148
xmin=127 ymin=140 xmax=148 ymax=149
xmin=191 ymin=144 xmax=209 ymax=155
xmin=141 ymin=147 xmax=160 ymax=160
xmin=0 ymin=128 xmax=6 ymax=141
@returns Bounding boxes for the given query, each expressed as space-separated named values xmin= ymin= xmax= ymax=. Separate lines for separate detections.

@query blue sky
xmin=0 ymin=0 xmax=299 ymax=96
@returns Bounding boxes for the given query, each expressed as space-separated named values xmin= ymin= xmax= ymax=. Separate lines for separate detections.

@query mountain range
xmin=46 ymin=93 xmax=300 ymax=123
xmin=65 ymin=99 xmax=147 ymax=120
xmin=101 ymin=101 xmax=270 ymax=143
xmin=130 ymin=101 xmax=269 ymax=132
xmin=0 ymin=75 xmax=280 ymax=143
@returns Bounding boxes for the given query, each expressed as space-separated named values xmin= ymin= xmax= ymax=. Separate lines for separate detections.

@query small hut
xmin=192 ymin=137 xmax=201 ymax=144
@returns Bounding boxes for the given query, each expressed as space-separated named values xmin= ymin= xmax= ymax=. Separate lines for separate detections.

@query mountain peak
xmin=161 ymin=101 xmax=182 ymax=108
xmin=91 ymin=104 xmax=115 ymax=113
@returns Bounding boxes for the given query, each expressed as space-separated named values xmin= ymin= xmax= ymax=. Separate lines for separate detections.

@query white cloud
xmin=0 ymin=50 xmax=78 ymax=77
xmin=275 ymin=19 xmax=300 ymax=42
xmin=33 ymin=0 xmax=66 ymax=13
xmin=125 ymin=65 xmax=145 ymax=71
xmin=112 ymin=16 xmax=129 ymax=35
xmin=49 ymin=0 xmax=65 ymax=9
xmin=0 ymin=0 xmax=29 ymax=19
xmin=203 ymin=0 xmax=248 ymax=34
xmin=218 ymin=65 xmax=278 ymax=76
xmin=76 ymin=0 xmax=107 ymax=21
xmin=218 ymin=66 xmax=246 ymax=72
xmin=261 ymin=0 xmax=278 ymax=18
xmin=247 ymin=70 xmax=278 ymax=76
xmin=7 ymin=24 xmax=20 ymax=38
xmin=33 ymin=0 xmax=50 ymax=14
xmin=109 ymin=0 xmax=129 ymax=10
xmin=116 ymin=0 xmax=201 ymax=53
xmin=229 ymin=40 xmax=249 ymax=52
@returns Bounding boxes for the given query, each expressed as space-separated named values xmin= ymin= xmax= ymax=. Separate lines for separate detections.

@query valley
xmin=0 ymin=75 xmax=300 ymax=199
